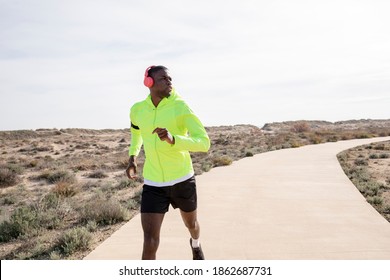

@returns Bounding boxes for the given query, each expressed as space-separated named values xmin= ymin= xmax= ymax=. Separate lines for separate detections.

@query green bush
xmin=57 ymin=227 xmax=92 ymax=256
xmin=212 ymin=155 xmax=233 ymax=167
xmin=0 ymin=206 xmax=39 ymax=242
xmin=367 ymin=196 xmax=383 ymax=206
xmin=360 ymin=182 xmax=381 ymax=197
xmin=0 ymin=193 xmax=67 ymax=242
xmin=81 ymin=197 xmax=130 ymax=225
xmin=201 ymin=161 xmax=212 ymax=172
xmin=245 ymin=151 xmax=254 ymax=157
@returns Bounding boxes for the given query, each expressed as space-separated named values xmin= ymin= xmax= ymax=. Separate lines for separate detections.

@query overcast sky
xmin=1 ymin=0 xmax=389 ymax=131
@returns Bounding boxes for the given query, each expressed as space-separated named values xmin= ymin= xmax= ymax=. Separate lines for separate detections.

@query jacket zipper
xmin=153 ymin=107 xmax=165 ymax=181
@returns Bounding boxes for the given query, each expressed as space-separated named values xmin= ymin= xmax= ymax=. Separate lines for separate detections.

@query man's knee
xmin=143 ymin=235 xmax=160 ymax=250
xmin=184 ymin=219 xmax=198 ymax=230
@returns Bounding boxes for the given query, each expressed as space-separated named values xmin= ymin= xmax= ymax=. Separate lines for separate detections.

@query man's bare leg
xmin=141 ymin=213 xmax=165 ymax=260
xmin=180 ymin=209 xmax=204 ymax=259
xmin=180 ymin=209 xmax=200 ymax=239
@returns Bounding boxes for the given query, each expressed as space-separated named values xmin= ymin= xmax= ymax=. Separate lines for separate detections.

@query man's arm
xmin=173 ymin=113 xmax=210 ymax=152
xmin=126 ymin=121 xmax=143 ymax=179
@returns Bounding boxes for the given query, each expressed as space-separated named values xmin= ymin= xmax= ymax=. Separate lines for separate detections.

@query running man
xmin=126 ymin=65 xmax=210 ymax=260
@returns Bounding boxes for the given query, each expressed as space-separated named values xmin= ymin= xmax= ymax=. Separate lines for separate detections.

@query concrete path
xmin=84 ymin=137 xmax=390 ymax=260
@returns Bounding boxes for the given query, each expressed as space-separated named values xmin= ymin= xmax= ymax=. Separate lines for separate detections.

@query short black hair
xmin=148 ymin=65 xmax=168 ymax=78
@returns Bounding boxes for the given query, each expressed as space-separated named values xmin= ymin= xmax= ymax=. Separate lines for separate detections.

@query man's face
xmin=152 ymin=69 xmax=173 ymax=97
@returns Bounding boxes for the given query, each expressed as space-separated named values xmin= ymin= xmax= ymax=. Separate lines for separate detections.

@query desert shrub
xmin=42 ymin=211 xmax=63 ymax=230
xmin=369 ymin=154 xmax=379 ymax=159
xmin=357 ymin=133 xmax=372 ymax=139
xmin=0 ymin=220 xmax=21 ymax=242
xmin=72 ymin=159 xmax=98 ymax=171
xmin=2 ymin=195 xmax=17 ymax=205
xmin=115 ymin=178 xmax=138 ymax=189
xmin=133 ymin=189 xmax=142 ymax=204
xmin=81 ymin=180 xmax=102 ymax=190
xmin=360 ymin=182 xmax=381 ymax=197
xmin=347 ymin=167 xmax=370 ymax=183
xmin=324 ymin=135 xmax=337 ymax=142
xmin=57 ymin=227 xmax=92 ymax=256
xmin=354 ymin=158 xmax=368 ymax=166
xmin=26 ymin=160 xmax=39 ymax=168
xmin=33 ymin=146 xmax=53 ymax=152
xmin=308 ymin=134 xmax=322 ymax=144
xmin=126 ymin=199 xmax=139 ymax=210
xmin=379 ymin=153 xmax=389 ymax=159
xmin=367 ymin=196 xmax=383 ymax=206
xmin=341 ymin=133 xmax=354 ymax=140
xmin=374 ymin=144 xmax=386 ymax=151
xmin=291 ymin=122 xmax=310 ymax=133
xmin=5 ymin=163 xmax=24 ymax=174
xmin=39 ymin=192 xmax=61 ymax=210
xmin=49 ymin=251 xmax=62 ymax=260
xmin=87 ymin=170 xmax=108 ymax=179
xmin=81 ymin=197 xmax=130 ymax=225
xmin=0 ymin=192 xmax=71 ymax=242
xmin=290 ymin=140 xmax=302 ymax=148
xmin=116 ymin=157 xmax=130 ymax=169
xmin=85 ymin=220 xmax=98 ymax=232
xmin=31 ymin=194 xmax=65 ymax=230
xmin=201 ymin=161 xmax=212 ymax=172
xmin=0 ymin=164 xmax=23 ymax=188
xmin=337 ymin=152 xmax=348 ymax=163
xmin=0 ymin=206 xmax=39 ymax=242
xmin=37 ymin=169 xmax=76 ymax=184
xmin=52 ymin=181 xmax=78 ymax=197
xmin=212 ymin=155 xmax=233 ymax=167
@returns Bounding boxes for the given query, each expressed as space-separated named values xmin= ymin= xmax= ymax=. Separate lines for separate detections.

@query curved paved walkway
xmin=85 ymin=137 xmax=390 ymax=260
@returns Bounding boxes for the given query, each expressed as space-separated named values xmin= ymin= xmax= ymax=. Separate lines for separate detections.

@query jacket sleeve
xmin=128 ymin=108 xmax=143 ymax=156
xmin=173 ymin=110 xmax=210 ymax=152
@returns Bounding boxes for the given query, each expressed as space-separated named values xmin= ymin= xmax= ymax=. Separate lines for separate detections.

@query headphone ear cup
xmin=144 ymin=66 xmax=155 ymax=87
xmin=144 ymin=76 xmax=154 ymax=87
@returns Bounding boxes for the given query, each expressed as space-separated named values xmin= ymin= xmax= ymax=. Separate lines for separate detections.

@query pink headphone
xmin=143 ymin=66 xmax=155 ymax=88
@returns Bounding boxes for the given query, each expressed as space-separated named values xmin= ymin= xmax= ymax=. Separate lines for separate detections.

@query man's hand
xmin=126 ymin=155 xmax=138 ymax=179
xmin=152 ymin=128 xmax=175 ymax=144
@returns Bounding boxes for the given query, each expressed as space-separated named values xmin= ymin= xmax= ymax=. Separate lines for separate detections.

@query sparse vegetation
xmin=1 ymin=120 xmax=390 ymax=259
xmin=338 ymin=140 xmax=390 ymax=223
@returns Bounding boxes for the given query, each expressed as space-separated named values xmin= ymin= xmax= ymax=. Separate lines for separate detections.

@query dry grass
xmin=1 ymin=119 xmax=390 ymax=259
xmin=337 ymin=140 xmax=390 ymax=222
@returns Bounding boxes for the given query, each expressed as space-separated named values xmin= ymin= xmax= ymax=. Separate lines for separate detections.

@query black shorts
xmin=141 ymin=176 xmax=197 ymax=213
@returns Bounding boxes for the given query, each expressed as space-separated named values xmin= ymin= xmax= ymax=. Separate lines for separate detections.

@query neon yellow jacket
xmin=129 ymin=89 xmax=210 ymax=185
